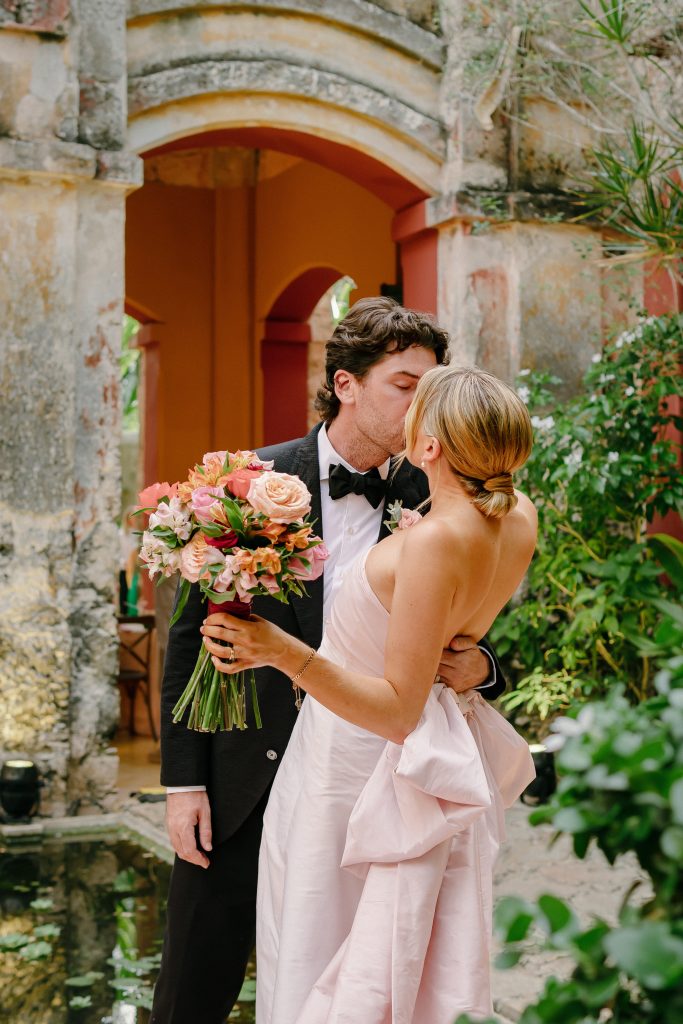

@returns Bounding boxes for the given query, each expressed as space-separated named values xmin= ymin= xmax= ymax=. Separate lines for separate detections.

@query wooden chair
xmin=117 ymin=613 xmax=158 ymax=741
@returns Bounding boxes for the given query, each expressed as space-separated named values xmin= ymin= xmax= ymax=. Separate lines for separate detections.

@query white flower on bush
xmin=615 ymin=315 xmax=658 ymax=349
xmin=598 ymin=372 xmax=615 ymax=385
xmin=607 ymin=451 xmax=619 ymax=464
xmin=149 ymin=497 xmax=192 ymax=541
xmin=545 ymin=705 xmax=596 ymax=751
xmin=518 ymin=368 xmax=531 ymax=377
xmin=564 ymin=444 xmax=583 ymax=470
xmin=517 ymin=384 xmax=531 ymax=404
xmin=624 ymin=386 xmax=635 ymax=397
xmin=531 ymin=415 xmax=555 ymax=432
xmin=139 ymin=531 xmax=182 ymax=579
xmin=591 ymin=353 xmax=601 ymax=364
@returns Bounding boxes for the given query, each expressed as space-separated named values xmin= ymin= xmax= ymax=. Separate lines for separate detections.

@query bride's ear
xmin=423 ymin=435 xmax=441 ymax=465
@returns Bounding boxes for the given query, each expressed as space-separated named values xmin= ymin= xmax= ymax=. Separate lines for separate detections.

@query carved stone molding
xmin=0 ymin=0 xmax=69 ymax=36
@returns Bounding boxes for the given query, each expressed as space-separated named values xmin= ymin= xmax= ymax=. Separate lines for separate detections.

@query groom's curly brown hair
xmin=315 ymin=296 xmax=450 ymax=423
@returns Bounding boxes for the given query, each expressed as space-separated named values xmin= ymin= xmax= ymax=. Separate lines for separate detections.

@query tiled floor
xmin=114 ymin=731 xmax=162 ymax=796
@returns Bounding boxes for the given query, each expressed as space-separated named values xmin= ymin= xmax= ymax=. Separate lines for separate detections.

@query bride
xmin=201 ymin=365 xmax=538 ymax=1022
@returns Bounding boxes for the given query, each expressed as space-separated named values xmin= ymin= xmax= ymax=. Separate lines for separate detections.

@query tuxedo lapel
xmin=289 ymin=425 xmax=325 ymax=649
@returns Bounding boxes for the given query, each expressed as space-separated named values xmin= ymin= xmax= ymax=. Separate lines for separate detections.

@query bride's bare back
xmin=366 ymin=491 xmax=537 ymax=648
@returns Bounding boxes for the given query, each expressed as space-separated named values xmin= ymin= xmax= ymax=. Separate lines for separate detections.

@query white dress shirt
xmin=168 ymin=426 xmax=493 ymax=793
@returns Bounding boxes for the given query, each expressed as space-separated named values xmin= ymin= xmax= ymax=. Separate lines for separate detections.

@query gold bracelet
xmin=290 ymin=647 xmax=315 ymax=710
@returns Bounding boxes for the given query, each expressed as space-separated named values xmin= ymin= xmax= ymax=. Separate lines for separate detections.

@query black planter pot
xmin=0 ymin=760 xmax=40 ymax=820
xmin=521 ymin=745 xmax=557 ymax=806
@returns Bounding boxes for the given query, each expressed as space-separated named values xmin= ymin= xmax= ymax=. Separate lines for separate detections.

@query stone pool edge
xmin=0 ymin=811 xmax=173 ymax=865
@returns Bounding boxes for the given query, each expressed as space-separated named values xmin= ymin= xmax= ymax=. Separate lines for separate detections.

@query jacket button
xmin=266 ymin=749 xmax=278 ymax=761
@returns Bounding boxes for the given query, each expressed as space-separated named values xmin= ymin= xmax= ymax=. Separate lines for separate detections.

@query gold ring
xmin=434 ymin=673 xmax=441 ymax=685
xmin=227 ymin=646 xmax=236 ymax=663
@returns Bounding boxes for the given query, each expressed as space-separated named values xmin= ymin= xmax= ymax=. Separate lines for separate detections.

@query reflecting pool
xmin=0 ymin=835 xmax=256 ymax=1023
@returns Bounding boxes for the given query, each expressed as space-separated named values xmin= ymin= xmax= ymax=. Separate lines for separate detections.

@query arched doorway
xmin=125 ymin=127 xmax=438 ymax=486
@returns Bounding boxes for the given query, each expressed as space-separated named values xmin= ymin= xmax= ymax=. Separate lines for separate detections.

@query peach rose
xmin=226 ymin=468 xmax=263 ymax=499
xmin=180 ymin=533 xmax=209 ymax=583
xmin=247 ymin=472 xmax=312 ymax=524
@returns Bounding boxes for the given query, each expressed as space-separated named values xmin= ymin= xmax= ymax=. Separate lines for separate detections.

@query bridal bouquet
xmin=136 ymin=449 xmax=328 ymax=732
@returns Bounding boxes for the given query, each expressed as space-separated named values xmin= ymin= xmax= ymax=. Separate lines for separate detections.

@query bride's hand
xmin=200 ymin=612 xmax=295 ymax=673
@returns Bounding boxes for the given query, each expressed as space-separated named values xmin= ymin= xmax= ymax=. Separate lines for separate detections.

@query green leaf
xmin=649 ymin=534 xmax=683 ymax=590
xmin=661 ymin=825 xmax=683 ymax=861
xmin=669 ymin=777 xmax=683 ymax=824
xmin=538 ymin=894 xmax=577 ymax=936
xmin=18 ymin=940 xmax=53 ymax=961
xmin=605 ymin=922 xmax=683 ymax=989
xmin=29 ymin=897 xmax=53 ymax=910
xmin=169 ymin=578 xmax=192 ymax=628
xmin=66 ymin=971 xmax=105 ymax=988
xmin=33 ymin=923 xmax=60 ymax=939
xmin=69 ymin=995 xmax=93 ymax=1010
xmin=0 ymin=933 xmax=30 ymax=951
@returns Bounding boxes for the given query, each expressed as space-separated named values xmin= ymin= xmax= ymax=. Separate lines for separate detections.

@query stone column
xmin=0 ymin=137 xmax=142 ymax=815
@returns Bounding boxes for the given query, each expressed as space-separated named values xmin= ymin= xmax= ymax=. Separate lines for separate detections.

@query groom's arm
xmin=475 ymin=636 xmax=507 ymax=701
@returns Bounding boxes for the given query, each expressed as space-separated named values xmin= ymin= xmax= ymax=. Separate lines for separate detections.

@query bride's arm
xmin=201 ymin=524 xmax=457 ymax=744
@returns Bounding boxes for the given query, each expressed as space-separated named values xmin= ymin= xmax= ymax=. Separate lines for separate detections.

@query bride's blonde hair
xmin=404 ymin=365 xmax=533 ymax=519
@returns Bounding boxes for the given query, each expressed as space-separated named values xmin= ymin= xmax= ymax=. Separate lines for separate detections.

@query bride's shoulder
xmin=510 ymin=490 xmax=538 ymax=531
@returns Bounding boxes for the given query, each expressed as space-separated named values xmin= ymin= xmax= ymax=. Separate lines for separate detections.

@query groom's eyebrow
xmin=392 ymin=371 xmax=420 ymax=380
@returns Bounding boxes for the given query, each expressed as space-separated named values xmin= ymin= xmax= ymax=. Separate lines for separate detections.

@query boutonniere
xmin=384 ymin=500 xmax=423 ymax=533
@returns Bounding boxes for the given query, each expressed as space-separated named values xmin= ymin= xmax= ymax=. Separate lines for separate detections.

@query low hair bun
xmin=483 ymin=473 xmax=514 ymax=495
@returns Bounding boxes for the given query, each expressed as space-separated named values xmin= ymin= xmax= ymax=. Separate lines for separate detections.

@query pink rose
xmin=225 ymin=468 xmax=263 ymax=499
xmin=190 ymin=485 xmax=227 ymax=525
xmin=180 ymin=533 xmax=209 ymax=583
xmin=398 ymin=508 xmax=423 ymax=529
xmin=247 ymin=472 xmax=312 ymax=524
xmin=288 ymin=542 xmax=329 ymax=581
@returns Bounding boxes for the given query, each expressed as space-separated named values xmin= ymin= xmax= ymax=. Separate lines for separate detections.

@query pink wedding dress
xmin=256 ymin=550 xmax=535 ymax=1024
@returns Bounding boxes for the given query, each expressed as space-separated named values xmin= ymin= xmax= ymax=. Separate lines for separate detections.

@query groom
xmin=151 ymin=297 xmax=507 ymax=1023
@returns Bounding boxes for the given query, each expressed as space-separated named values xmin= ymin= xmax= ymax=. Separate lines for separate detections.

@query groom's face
xmin=353 ymin=344 xmax=437 ymax=456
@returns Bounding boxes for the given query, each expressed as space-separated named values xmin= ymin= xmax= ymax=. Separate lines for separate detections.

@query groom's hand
xmin=166 ymin=791 xmax=213 ymax=869
xmin=438 ymin=637 xmax=489 ymax=693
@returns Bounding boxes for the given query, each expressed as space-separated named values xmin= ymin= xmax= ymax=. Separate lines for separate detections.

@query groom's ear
xmin=333 ymin=369 xmax=357 ymax=407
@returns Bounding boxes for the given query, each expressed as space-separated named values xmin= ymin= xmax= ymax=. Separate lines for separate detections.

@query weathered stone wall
xmin=0 ymin=3 xmax=141 ymax=814
xmin=0 ymin=0 xmax=643 ymax=816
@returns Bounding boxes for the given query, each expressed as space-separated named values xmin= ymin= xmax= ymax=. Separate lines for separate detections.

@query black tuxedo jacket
xmin=159 ymin=424 xmax=507 ymax=845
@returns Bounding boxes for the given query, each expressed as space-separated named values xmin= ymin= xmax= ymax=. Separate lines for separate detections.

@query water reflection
xmin=0 ymin=837 xmax=256 ymax=1023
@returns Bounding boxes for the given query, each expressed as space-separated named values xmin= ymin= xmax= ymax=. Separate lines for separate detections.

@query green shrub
xmin=493 ymin=312 xmax=683 ymax=728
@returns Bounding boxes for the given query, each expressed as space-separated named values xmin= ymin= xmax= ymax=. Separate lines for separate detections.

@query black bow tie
xmin=328 ymin=463 xmax=387 ymax=509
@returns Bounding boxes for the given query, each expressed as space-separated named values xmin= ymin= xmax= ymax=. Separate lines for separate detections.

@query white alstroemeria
xmin=149 ymin=497 xmax=192 ymax=541
xmin=139 ymin=531 xmax=182 ymax=579
xmin=531 ymin=414 xmax=555 ymax=432
xmin=517 ymin=384 xmax=531 ymax=403
xmin=607 ymin=451 xmax=619 ymax=464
